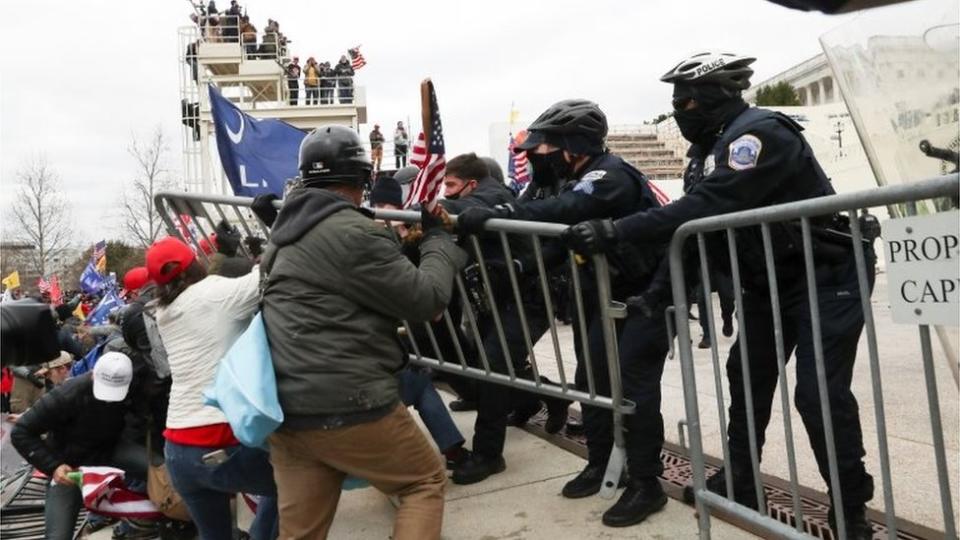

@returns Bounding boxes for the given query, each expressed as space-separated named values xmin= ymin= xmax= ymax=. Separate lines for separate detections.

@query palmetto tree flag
xmin=403 ymin=79 xmax=446 ymax=212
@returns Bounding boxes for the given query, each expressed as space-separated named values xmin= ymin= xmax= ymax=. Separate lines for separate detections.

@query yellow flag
xmin=73 ymin=303 xmax=86 ymax=321
xmin=95 ymin=256 xmax=107 ymax=274
xmin=509 ymin=107 xmax=520 ymax=125
xmin=1 ymin=271 xmax=20 ymax=289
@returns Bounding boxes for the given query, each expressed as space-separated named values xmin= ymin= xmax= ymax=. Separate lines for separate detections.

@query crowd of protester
xmin=183 ymin=2 xmax=357 ymax=108
xmin=2 ymin=49 xmax=888 ymax=540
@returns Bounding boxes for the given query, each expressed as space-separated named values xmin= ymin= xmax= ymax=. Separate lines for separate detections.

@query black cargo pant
xmin=725 ymin=249 xmax=876 ymax=507
xmin=472 ymin=300 xmax=550 ymax=458
xmin=574 ymin=280 xmax=671 ymax=479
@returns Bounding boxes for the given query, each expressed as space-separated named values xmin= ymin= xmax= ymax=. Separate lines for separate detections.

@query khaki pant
xmin=269 ymin=404 xmax=445 ymax=540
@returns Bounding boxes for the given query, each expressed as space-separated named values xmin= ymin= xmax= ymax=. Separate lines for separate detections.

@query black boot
xmin=544 ymin=398 xmax=570 ymax=434
xmin=601 ymin=477 xmax=668 ymax=527
xmin=561 ymin=462 xmax=626 ymax=499
xmin=682 ymin=467 xmax=765 ymax=512
xmin=452 ymin=453 xmax=506 ymax=485
xmin=449 ymin=399 xmax=477 ymax=412
xmin=722 ymin=318 xmax=734 ymax=337
xmin=828 ymin=505 xmax=874 ymax=540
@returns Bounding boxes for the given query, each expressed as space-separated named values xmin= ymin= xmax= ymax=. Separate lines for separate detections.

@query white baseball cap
xmin=93 ymin=352 xmax=133 ymax=402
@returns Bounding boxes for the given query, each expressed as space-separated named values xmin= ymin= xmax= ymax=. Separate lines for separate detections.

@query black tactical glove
xmin=456 ymin=204 xmax=513 ymax=236
xmin=420 ymin=206 xmax=445 ymax=233
xmin=214 ymin=220 xmax=242 ymax=257
xmin=244 ymin=236 xmax=266 ymax=259
xmin=563 ymin=219 xmax=619 ymax=256
xmin=251 ymin=193 xmax=280 ymax=227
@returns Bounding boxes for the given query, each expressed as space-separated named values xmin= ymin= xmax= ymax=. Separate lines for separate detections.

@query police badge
xmin=727 ymin=134 xmax=762 ymax=171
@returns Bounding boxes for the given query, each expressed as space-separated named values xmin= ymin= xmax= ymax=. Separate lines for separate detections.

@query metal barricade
xmin=668 ymin=174 xmax=959 ymax=540
xmin=154 ymin=190 xmax=636 ymax=499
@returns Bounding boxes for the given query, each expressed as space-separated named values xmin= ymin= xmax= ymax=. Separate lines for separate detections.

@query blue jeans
xmin=164 ymin=441 xmax=278 ymax=540
xmin=399 ymin=369 xmax=464 ymax=452
xmin=45 ymin=439 xmax=148 ymax=540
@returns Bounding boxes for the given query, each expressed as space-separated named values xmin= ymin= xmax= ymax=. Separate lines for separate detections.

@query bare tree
xmin=121 ymin=127 xmax=177 ymax=248
xmin=9 ymin=158 xmax=73 ymax=276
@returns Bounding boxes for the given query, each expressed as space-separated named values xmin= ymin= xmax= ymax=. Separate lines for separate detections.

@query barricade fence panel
xmin=667 ymin=174 xmax=959 ymax=540
xmin=155 ymin=191 xmax=634 ymax=500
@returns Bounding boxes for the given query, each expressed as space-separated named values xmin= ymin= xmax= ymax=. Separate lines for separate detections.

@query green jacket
xmin=261 ymin=188 xmax=466 ymax=428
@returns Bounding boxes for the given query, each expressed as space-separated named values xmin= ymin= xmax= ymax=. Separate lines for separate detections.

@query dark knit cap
xmin=370 ymin=176 xmax=403 ymax=207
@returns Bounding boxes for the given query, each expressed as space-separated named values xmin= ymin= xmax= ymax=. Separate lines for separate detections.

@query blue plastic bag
xmin=204 ymin=313 xmax=283 ymax=449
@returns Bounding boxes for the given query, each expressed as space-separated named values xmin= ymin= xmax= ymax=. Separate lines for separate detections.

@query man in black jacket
xmin=442 ymin=153 xmax=570 ymax=485
xmin=11 ymin=352 xmax=145 ymax=540
xmin=457 ymin=100 xmax=671 ymax=527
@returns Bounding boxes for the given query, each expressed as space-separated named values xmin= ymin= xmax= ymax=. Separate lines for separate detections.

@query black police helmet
xmin=298 ymin=125 xmax=372 ymax=186
xmin=516 ymin=99 xmax=608 ymax=155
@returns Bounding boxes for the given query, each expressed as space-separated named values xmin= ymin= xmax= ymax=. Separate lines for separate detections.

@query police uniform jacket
xmin=513 ymin=152 xmax=666 ymax=293
xmin=615 ymin=106 xmax=836 ymax=290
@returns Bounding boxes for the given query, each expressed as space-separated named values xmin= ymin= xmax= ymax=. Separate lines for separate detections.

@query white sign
xmin=883 ymin=210 xmax=960 ymax=325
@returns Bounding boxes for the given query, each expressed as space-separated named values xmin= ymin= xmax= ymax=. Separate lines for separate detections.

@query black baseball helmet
xmin=298 ymin=125 xmax=372 ymax=186
xmin=516 ymin=99 xmax=608 ymax=155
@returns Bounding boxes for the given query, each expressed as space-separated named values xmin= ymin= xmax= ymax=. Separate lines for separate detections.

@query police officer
xmin=458 ymin=100 xmax=672 ymax=527
xmin=442 ymin=152 xmax=570 ymax=486
xmin=566 ymin=52 xmax=876 ymax=539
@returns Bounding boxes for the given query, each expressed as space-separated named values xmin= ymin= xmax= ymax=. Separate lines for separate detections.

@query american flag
xmin=403 ymin=79 xmax=446 ymax=211
xmin=507 ymin=132 xmax=530 ymax=195
xmin=348 ymin=47 xmax=366 ymax=70
xmin=37 ymin=277 xmax=50 ymax=295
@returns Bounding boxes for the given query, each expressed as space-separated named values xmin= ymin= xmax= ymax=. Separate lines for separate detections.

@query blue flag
xmin=79 ymin=262 xmax=105 ymax=295
xmin=86 ymin=290 xmax=124 ymax=327
xmin=208 ymin=86 xmax=305 ymax=196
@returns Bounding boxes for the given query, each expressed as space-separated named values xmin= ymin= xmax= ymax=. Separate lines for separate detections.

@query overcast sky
xmin=0 ymin=0 xmax=858 ymax=244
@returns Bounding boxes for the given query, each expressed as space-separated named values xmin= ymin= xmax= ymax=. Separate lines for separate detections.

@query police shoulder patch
xmin=573 ymin=169 xmax=607 ymax=195
xmin=581 ymin=170 xmax=608 ymax=182
xmin=727 ymin=134 xmax=763 ymax=171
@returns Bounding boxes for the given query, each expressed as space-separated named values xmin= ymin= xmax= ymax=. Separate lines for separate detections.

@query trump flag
xmin=208 ymin=86 xmax=305 ymax=197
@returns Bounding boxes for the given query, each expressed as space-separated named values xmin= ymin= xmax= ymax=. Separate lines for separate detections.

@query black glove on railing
xmin=251 ymin=193 xmax=280 ymax=227
xmin=563 ymin=218 xmax=619 ymax=256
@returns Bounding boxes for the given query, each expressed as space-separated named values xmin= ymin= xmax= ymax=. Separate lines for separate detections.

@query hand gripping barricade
xmin=668 ymin=173 xmax=959 ymax=540
xmin=153 ymin=190 xmax=636 ymax=500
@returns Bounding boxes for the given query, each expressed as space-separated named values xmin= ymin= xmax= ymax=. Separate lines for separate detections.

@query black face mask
xmin=673 ymin=106 xmax=715 ymax=144
xmin=528 ymin=153 xmax=559 ymax=188
xmin=542 ymin=150 xmax=575 ymax=180
xmin=674 ymin=98 xmax=748 ymax=145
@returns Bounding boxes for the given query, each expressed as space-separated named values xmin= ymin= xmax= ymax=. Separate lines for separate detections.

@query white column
xmin=817 ymin=79 xmax=825 ymax=106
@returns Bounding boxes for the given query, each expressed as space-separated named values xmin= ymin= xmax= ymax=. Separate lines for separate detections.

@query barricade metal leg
xmin=848 ymin=209 xmax=897 ymax=538
xmin=697 ymin=234 xmax=737 ymax=507
xmin=594 ymin=256 xmax=627 ymax=501
xmin=760 ymin=224 xmax=804 ymax=531
xmin=800 ymin=217 xmax=846 ymax=540
xmin=669 ymin=237 xmax=711 ymax=539
xmin=919 ymin=324 xmax=958 ymax=540
xmin=726 ymin=229 xmax=766 ymax=512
